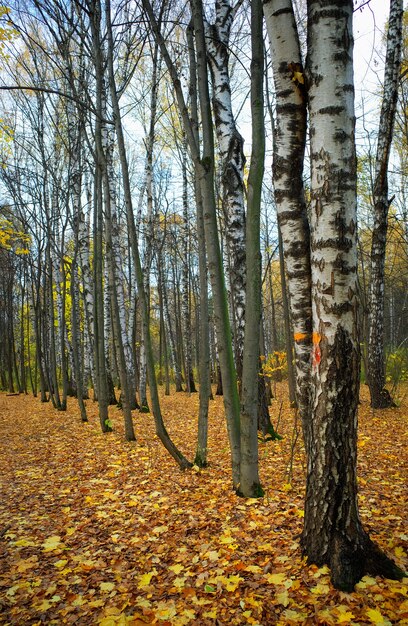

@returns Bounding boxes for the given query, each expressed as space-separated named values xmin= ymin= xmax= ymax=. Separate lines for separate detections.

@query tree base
xmin=327 ymin=532 xmax=406 ymax=592
xmin=370 ymin=387 xmax=396 ymax=409
xmin=236 ymin=482 xmax=265 ymax=499
xmin=194 ymin=456 xmax=208 ymax=468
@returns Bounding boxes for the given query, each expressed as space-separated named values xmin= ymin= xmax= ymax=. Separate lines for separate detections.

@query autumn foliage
xmin=0 ymin=384 xmax=407 ymax=625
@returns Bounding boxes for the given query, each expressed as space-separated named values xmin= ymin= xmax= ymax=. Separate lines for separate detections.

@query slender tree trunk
xmin=191 ymin=0 xmax=241 ymax=487
xmin=186 ymin=23 xmax=210 ymax=465
xmin=105 ymin=0 xmax=191 ymax=468
xmin=46 ymin=241 xmax=61 ymax=410
xmin=194 ymin=180 xmax=210 ymax=467
xmin=206 ymin=0 xmax=246 ymax=385
xmin=264 ymin=0 xmax=311 ymax=423
xmin=181 ymin=139 xmax=196 ymax=394
xmin=239 ymin=0 xmax=264 ymax=498
xmin=70 ymin=253 xmax=88 ymax=422
xmin=367 ymin=0 xmax=403 ymax=408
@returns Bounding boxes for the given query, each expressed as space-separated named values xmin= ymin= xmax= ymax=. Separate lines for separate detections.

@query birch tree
xmin=264 ymin=0 xmax=405 ymax=590
xmin=205 ymin=0 xmax=246 ymax=384
xmin=367 ymin=0 xmax=403 ymax=408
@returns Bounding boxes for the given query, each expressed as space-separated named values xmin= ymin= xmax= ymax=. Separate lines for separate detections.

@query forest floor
xmin=0 ymin=382 xmax=407 ymax=626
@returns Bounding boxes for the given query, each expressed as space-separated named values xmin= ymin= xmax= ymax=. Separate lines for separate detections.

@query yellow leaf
xmin=89 ymin=599 xmax=105 ymax=608
xmin=173 ymin=576 xmax=186 ymax=589
xmin=135 ymin=597 xmax=152 ymax=609
xmin=276 ymin=590 xmax=290 ymax=607
xmin=16 ymin=558 xmax=37 ymax=573
xmin=182 ymin=609 xmax=196 ymax=619
xmin=80 ymin=559 xmax=98 ymax=571
xmin=155 ymin=601 xmax=177 ymax=620
xmin=205 ymin=550 xmax=220 ymax=561
xmin=395 ymin=546 xmax=406 ymax=558
xmin=152 ymin=525 xmax=168 ymax=534
xmin=311 ymin=582 xmax=330 ymax=594
xmin=313 ymin=565 xmax=330 ymax=577
xmin=42 ymin=535 xmax=64 ymax=551
xmin=98 ymin=619 xmax=117 ymax=626
xmin=169 ymin=564 xmax=184 ymax=574
xmin=245 ymin=565 xmax=262 ymax=573
xmin=245 ymin=594 xmax=263 ymax=608
xmin=203 ymin=609 xmax=217 ymax=618
xmin=264 ymin=573 xmax=286 ymax=585
xmin=337 ymin=611 xmax=355 ymax=623
xmin=366 ymin=608 xmax=391 ymax=625
xmin=389 ymin=584 xmax=407 ymax=596
xmin=65 ymin=527 xmax=76 ymax=536
xmin=355 ymin=575 xmax=377 ymax=589
xmin=224 ymin=575 xmax=243 ymax=591
xmin=54 ymin=559 xmax=68 ymax=568
xmin=292 ymin=71 xmax=304 ymax=84
xmin=14 ymin=538 xmax=35 ymax=547
xmin=283 ymin=608 xmax=308 ymax=622
xmin=37 ymin=599 xmax=52 ymax=611
xmin=100 ymin=582 xmax=115 ymax=592
xmin=219 ymin=533 xmax=234 ymax=544
xmin=137 ymin=571 xmax=156 ymax=588
xmin=282 ymin=483 xmax=292 ymax=492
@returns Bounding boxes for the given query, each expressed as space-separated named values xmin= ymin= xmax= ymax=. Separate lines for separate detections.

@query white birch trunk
xmin=206 ymin=0 xmax=246 ymax=382
xmin=367 ymin=0 xmax=403 ymax=408
xmin=303 ymin=0 xmax=403 ymax=591
xmin=264 ymin=0 xmax=312 ymax=425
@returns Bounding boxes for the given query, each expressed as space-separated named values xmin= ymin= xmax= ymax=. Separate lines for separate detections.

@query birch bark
xmin=264 ymin=0 xmax=312 ymax=431
xmin=206 ymin=0 xmax=246 ymax=383
xmin=303 ymin=0 xmax=404 ymax=590
xmin=367 ymin=0 xmax=403 ymax=408
xmin=265 ymin=0 xmax=405 ymax=590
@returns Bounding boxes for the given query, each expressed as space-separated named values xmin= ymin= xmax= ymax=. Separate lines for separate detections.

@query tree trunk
xmin=70 ymin=252 xmax=88 ymax=422
xmin=278 ymin=226 xmax=297 ymax=406
xmin=239 ymin=0 xmax=264 ymax=498
xmin=181 ymin=138 xmax=196 ymax=394
xmin=186 ymin=23 xmax=210 ymax=466
xmin=106 ymin=0 xmax=192 ymax=469
xmin=206 ymin=0 xmax=246 ymax=385
xmin=367 ymin=0 xmax=403 ymax=409
xmin=303 ymin=0 xmax=404 ymax=590
xmin=264 ymin=0 xmax=311 ymax=421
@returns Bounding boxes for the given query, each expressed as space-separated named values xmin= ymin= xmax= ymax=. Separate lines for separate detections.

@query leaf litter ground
xmin=0 ymin=382 xmax=407 ymax=625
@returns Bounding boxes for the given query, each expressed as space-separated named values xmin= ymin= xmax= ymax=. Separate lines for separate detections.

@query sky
xmin=353 ymin=0 xmax=406 ymax=149
xmin=354 ymin=0 xmax=390 ymax=92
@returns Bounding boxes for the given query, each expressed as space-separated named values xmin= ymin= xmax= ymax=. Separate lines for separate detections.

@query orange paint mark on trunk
xmin=312 ymin=332 xmax=321 ymax=345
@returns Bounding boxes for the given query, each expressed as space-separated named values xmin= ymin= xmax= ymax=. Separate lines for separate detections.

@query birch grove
xmin=0 ymin=0 xmax=406 ymax=590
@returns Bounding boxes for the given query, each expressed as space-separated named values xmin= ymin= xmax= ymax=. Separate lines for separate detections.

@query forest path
xmin=0 ymin=385 xmax=407 ymax=625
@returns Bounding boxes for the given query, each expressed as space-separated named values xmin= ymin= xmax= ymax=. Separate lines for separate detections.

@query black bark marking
xmin=318 ymin=105 xmax=344 ymax=115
